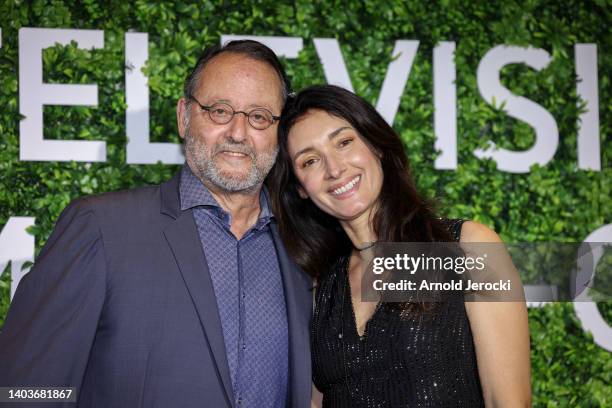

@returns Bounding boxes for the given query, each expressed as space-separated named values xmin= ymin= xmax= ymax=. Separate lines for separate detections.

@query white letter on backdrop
xmin=376 ymin=41 xmax=420 ymax=125
xmin=313 ymin=38 xmax=354 ymax=90
xmin=125 ymin=32 xmax=184 ymax=164
xmin=19 ymin=28 xmax=106 ymax=162
xmin=0 ymin=217 xmax=35 ymax=300
xmin=220 ymin=35 xmax=303 ymax=58
xmin=575 ymin=44 xmax=601 ymax=171
xmin=433 ymin=41 xmax=457 ymax=170
xmin=574 ymin=224 xmax=612 ymax=352
xmin=314 ymin=39 xmax=419 ymax=126
xmin=475 ymin=46 xmax=558 ymax=173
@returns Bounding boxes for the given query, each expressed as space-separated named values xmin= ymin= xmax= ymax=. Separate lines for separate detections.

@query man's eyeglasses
xmin=188 ymin=96 xmax=280 ymax=130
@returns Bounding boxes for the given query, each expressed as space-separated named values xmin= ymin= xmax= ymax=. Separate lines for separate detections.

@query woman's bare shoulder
xmin=460 ymin=220 xmax=503 ymax=243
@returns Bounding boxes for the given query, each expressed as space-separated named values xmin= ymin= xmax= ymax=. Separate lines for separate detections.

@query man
xmin=0 ymin=40 xmax=312 ymax=408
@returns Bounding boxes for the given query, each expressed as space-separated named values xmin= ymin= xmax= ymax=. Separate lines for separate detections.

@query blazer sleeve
xmin=0 ymin=198 xmax=107 ymax=392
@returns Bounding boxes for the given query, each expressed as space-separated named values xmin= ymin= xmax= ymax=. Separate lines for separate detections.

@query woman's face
xmin=287 ymin=109 xmax=384 ymax=223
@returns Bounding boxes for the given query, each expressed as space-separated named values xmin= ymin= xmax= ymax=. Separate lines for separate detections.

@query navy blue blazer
xmin=0 ymin=172 xmax=312 ymax=408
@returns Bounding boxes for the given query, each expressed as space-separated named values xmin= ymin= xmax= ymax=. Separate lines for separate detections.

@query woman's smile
xmin=329 ymin=175 xmax=361 ymax=198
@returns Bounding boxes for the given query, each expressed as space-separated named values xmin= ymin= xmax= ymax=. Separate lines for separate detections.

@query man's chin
xmin=214 ymin=155 xmax=253 ymax=169
xmin=212 ymin=172 xmax=259 ymax=192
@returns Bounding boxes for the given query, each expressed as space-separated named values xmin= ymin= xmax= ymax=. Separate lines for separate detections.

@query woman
xmin=268 ymin=85 xmax=531 ymax=407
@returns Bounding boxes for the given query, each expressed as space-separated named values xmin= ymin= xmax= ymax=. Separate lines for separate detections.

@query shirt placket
xmin=234 ymin=230 xmax=255 ymax=407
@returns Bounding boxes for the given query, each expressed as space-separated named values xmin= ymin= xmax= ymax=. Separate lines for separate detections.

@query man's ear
xmin=297 ymin=186 xmax=309 ymax=199
xmin=177 ymin=97 xmax=188 ymax=140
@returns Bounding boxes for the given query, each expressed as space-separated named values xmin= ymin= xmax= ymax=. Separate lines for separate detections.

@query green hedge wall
xmin=0 ymin=0 xmax=610 ymax=405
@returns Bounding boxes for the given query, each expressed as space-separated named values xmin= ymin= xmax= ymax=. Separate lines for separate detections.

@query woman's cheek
xmin=304 ymin=180 xmax=320 ymax=198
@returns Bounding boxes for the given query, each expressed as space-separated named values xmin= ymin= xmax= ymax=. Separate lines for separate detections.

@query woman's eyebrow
xmin=327 ymin=126 xmax=351 ymax=140
xmin=292 ymin=146 xmax=314 ymax=162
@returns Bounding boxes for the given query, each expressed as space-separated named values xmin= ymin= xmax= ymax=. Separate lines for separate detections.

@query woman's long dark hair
xmin=268 ymin=85 xmax=452 ymax=280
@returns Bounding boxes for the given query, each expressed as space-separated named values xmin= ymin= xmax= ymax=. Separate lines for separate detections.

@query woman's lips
xmin=330 ymin=175 xmax=361 ymax=197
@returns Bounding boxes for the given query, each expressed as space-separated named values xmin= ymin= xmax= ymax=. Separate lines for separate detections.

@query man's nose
xmin=227 ymin=112 xmax=249 ymax=142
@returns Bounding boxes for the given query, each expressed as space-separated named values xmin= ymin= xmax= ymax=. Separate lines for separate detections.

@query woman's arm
xmin=311 ymin=383 xmax=323 ymax=408
xmin=461 ymin=221 xmax=531 ymax=407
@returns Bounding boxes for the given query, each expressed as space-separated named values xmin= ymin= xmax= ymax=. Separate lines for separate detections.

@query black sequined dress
xmin=311 ymin=220 xmax=484 ymax=407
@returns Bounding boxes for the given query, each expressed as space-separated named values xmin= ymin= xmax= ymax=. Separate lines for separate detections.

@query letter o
xmin=574 ymin=223 xmax=612 ymax=351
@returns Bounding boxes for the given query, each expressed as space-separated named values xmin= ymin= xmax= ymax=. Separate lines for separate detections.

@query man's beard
xmin=184 ymin=127 xmax=278 ymax=193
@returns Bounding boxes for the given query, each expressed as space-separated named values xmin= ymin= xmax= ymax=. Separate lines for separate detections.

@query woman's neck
xmin=339 ymin=210 xmax=377 ymax=250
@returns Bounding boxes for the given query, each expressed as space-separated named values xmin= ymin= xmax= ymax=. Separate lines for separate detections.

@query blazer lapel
xmin=160 ymin=174 xmax=235 ymax=408
xmin=270 ymin=222 xmax=312 ymax=408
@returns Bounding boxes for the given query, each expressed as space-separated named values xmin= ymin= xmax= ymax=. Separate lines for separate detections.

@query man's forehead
xmin=195 ymin=53 xmax=284 ymax=107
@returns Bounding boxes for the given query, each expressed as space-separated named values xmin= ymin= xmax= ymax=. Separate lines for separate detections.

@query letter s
xmin=476 ymin=45 xmax=558 ymax=173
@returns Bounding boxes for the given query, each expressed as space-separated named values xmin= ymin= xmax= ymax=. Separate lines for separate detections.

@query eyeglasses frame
xmin=187 ymin=96 xmax=281 ymax=130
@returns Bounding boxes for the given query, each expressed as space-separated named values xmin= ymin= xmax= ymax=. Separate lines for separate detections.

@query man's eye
xmin=250 ymin=111 xmax=271 ymax=123
xmin=214 ymin=108 xmax=229 ymax=115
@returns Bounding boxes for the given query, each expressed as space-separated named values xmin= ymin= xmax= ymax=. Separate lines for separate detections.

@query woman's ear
xmin=297 ymin=186 xmax=309 ymax=199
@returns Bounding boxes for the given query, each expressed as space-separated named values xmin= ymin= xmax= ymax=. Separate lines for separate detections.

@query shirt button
xmin=237 ymin=397 xmax=243 ymax=405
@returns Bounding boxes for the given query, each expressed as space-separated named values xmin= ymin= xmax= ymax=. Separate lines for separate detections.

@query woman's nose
xmin=324 ymin=154 xmax=346 ymax=179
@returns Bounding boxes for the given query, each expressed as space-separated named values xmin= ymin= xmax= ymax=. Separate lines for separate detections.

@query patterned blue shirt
xmin=180 ymin=165 xmax=289 ymax=408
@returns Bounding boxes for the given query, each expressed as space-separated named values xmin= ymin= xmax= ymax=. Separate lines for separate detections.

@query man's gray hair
xmin=183 ymin=40 xmax=292 ymax=104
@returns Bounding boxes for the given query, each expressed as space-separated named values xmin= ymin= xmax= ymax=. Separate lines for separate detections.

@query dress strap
xmin=442 ymin=218 xmax=465 ymax=242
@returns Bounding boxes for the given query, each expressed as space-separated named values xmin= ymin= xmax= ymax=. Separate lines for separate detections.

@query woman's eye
xmin=302 ymin=159 xmax=317 ymax=168
xmin=339 ymin=138 xmax=353 ymax=147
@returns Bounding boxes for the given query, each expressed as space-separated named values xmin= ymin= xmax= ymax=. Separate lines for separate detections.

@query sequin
xmin=311 ymin=220 xmax=485 ymax=407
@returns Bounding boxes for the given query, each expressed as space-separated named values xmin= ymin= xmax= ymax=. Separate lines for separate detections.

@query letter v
xmin=314 ymin=39 xmax=419 ymax=125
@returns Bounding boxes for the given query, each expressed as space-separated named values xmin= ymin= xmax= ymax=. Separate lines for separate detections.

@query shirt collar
xmin=179 ymin=164 xmax=274 ymax=226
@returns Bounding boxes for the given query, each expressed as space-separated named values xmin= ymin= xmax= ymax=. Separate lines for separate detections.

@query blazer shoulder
xmin=81 ymin=184 xmax=161 ymax=212
xmin=62 ymin=183 xmax=169 ymax=235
